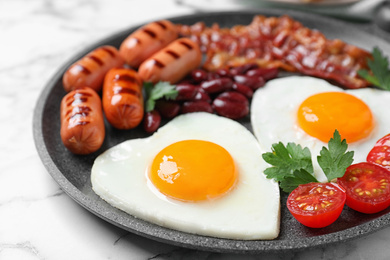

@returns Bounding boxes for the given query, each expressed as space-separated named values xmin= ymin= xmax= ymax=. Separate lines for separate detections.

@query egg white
xmin=251 ymin=76 xmax=390 ymax=182
xmin=91 ymin=112 xmax=280 ymax=240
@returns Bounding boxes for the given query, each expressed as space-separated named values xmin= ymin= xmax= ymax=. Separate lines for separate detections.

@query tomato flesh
xmin=337 ymin=162 xmax=390 ymax=214
xmin=367 ymin=134 xmax=390 ymax=171
xmin=287 ymin=182 xmax=346 ymax=228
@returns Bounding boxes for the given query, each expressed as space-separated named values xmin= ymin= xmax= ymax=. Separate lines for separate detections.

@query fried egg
xmin=91 ymin=112 xmax=280 ymax=240
xmin=251 ymin=76 xmax=390 ymax=182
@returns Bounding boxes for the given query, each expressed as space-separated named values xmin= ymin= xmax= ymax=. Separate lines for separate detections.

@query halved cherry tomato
xmin=367 ymin=134 xmax=390 ymax=171
xmin=287 ymin=182 xmax=346 ymax=228
xmin=337 ymin=162 xmax=390 ymax=214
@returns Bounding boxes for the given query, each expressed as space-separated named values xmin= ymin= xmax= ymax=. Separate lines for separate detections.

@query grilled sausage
xmin=102 ymin=68 xmax=144 ymax=129
xmin=119 ymin=20 xmax=178 ymax=68
xmin=60 ymin=87 xmax=105 ymax=154
xmin=63 ymin=45 xmax=124 ymax=93
xmin=138 ymin=38 xmax=202 ymax=84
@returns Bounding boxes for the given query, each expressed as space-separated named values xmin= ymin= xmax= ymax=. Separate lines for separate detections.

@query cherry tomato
xmin=287 ymin=182 xmax=346 ymax=228
xmin=337 ymin=162 xmax=390 ymax=214
xmin=367 ymin=134 xmax=390 ymax=171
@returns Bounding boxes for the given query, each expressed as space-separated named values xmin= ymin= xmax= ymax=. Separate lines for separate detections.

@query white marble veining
xmin=2 ymin=0 xmax=390 ymax=259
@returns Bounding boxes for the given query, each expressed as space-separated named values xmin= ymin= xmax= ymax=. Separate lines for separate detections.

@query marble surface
xmin=2 ymin=0 xmax=390 ymax=259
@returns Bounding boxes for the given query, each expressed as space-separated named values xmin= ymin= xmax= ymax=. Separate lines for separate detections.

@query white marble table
xmin=2 ymin=0 xmax=390 ymax=259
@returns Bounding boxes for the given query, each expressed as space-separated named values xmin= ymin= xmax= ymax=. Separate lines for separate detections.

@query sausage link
xmin=138 ymin=38 xmax=202 ymax=84
xmin=62 ymin=45 xmax=124 ymax=93
xmin=102 ymin=68 xmax=144 ymax=129
xmin=119 ymin=20 xmax=178 ymax=68
xmin=60 ymin=87 xmax=105 ymax=154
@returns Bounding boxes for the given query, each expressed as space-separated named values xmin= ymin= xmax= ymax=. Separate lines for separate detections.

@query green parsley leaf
xmin=317 ymin=130 xmax=354 ymax=182
xmin=262 ymin=142 xmax=313 ymax=182
xmin=144 ymin=81 xmax=178 ymax=112
xmin=358 ymin=47 xmax=390 ymax=91
xmin=279 ymin=169 xmax=319 ymax=193
xmin=262 ymin=130 xmax=354 ymax=193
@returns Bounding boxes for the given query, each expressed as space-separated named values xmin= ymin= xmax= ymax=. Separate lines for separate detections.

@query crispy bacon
xmin=177 ymin=15 xmax=372 ymax=89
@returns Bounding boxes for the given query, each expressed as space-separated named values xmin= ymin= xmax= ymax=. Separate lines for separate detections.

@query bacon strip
xmin=177 ymin=15 xmax=372 ymax=89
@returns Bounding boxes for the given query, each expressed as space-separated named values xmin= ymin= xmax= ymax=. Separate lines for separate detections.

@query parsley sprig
xmin=262 ymin=130 xmax=354 ymax=193
xmin=144 ymin=81 xmax=178 ymax=112
xmin=358 ymin=47 xmax=390 ymax=91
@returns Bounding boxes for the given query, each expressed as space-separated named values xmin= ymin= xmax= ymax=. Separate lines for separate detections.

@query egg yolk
xmin=148 ymin=140 xmax=237 ymax=202
xmin=297 ymin=92 xmax=374 ymax=143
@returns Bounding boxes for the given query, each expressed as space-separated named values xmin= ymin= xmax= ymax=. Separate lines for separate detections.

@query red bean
xmin=233 ymin=75 xmax=265 ymax=90
xmin=181 ymin=101 xmax=213 ymax=114
xmin=215 ymin=68 xmax=231 ymax=78
xmin=175 ymin=83 xmax=198 ymax=101
xmin=207 ymin=72 xmax=220 ymax=80
xmin=193 ymin=88 xmax=211 ymax=102
xmin=191 ymin=69 xmax=208 ymax=82
xmin=229 ymin=63 xmax=258 ymax=76
xmin=155 ymin=100 xmax=180 ymax=118
xmin=246 ymin=68 xmax=279 ymax=80
xmin=212 ymin=92 xmax=249 ymax=119
xmin=200 ymin=78 xmax=233 ymax=94
xmin=232 ymin=83 xmax=253 ymax=98
xmin=143 ymin=110 xmax=161 ymax=133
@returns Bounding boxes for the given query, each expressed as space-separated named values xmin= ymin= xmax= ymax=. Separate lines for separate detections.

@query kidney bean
xmin=175 ymin=83 xmax=198 ymax=101
xmin=200 ymin=78 xmax=234 ymax=94
xmin=191 ymin=69 xmax=208 ymax=82
xmin=207 ymin=72 xmax=220 ymax=80
xmin=229 ymin=63 xmax=258 ymax=76
xmin=232 ymin=83 xmax=253 ymax=98
xmin=215 ymin=68 xmax=231 ymax=78
xmin=155 ymin=100 xmax=180 ymax=118
xmin=246 ymin=67 xmax=279 ymax=80
xmin=212 ymin=92 xmax=249 ymax=119
xmin=181 ymin=101 xmax=213 ymax=114
xmin=193 ymin=88 xmax=211 ymax=102
xmin=233 ymin=75 xmax=265 ymax=90
xmin=143 ymin=110 xmax=161 ymax=133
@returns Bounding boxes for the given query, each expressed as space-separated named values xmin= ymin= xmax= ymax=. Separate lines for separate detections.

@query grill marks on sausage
xmin=65 ymin=91 xmax=93 ymax=125
xmin=165 ymin=50 xmax=180 ymax=59
xmin=75 ymin=47 xmax=115 ymax=76
xmin=151 ymin=44 xmax=187 ymax=69
xmin=113 ymin=74 xmax=140 ymax=84
xmin=179 ymin=40 xmax=193 ymax=50
xmin=152 ymin=59 xmax=165 ymax=69
xmin=113 ymin=86 xmax=141 ymax=98
xmin=86 ymin=55 xmax=104 ymax=66
xmin=74 ymin=64 xmax=91 ymax=75
xmin=112 ymin=74 xmax=142 ymax=98
xmin=143 ymin=28 xmax=157 ymax=38
xmin=100 ymin=46 xmax=116 ymax=57
xmin=155 ymin=21 xmax=168 ymax=30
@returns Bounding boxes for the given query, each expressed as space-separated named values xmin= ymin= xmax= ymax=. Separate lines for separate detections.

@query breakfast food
xmin=287 ymin=182 xmax=346 ymax=228
xmin=147 ymin=64 xmax=278 ymax=129
xmin=63 ymin=45 xmax=124 ymax=92
xmin=251 ymin=76 xmax=390 ymax=182
xmin=138 ymin=38 xmax=202 ymax=84
xmin=367 ymin=134 xmax=390 ymax=171
xmin=91 ymin=112 xmax=280 ymax=240
xmin=177 ymin=15 xmax=372 ymax=89
xmin=338 ymin=162 xmax=390 ymax=214
xmin=102 ymin=68 xmax=144 ymax=129
xmin=60 ymin=87 xmax=105 ymax=154
xmin=119 ymin=20 xmax=178 ymax=68
xmin=54 ymin=13 xmax=390 ymax=238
